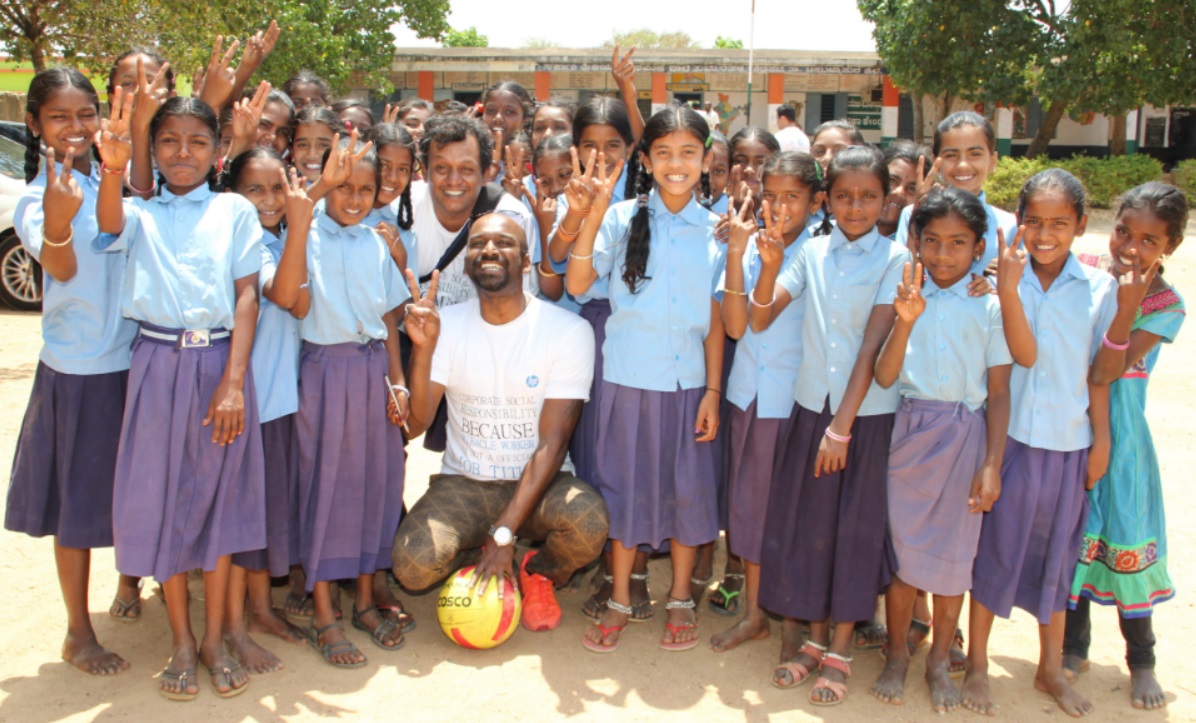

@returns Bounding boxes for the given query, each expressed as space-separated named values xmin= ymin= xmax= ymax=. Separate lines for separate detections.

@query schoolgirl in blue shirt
xmin=894 ymin=112 xmax=1018 ymax=275
xmin=749 ymin=145 xmax=908 ymax=705
xmin=527 ymin=133 xmax=573 ymax=304
xmin=878 ymin=140 xmax=932 ymax=239
xmin=219 ymin=148 xmax=310 ymax=672
xmin=269 ymin=136 xmax=411 ymax=669
xmin=805 ymin=120 xmax=866 ymax=230
xmin=726 ymin=126 xmax=779 ymax=209
xmin=701 ymin=131 xmax=731 ymax=216
xmin=567 ymin=106 xmax=724 ymax=654
xmin=5 ymin=68 xmax=137 ymax=677
xmin=965 ymin=169 xmax=1127 ymax=718
xmin=95 ymin=95 xmax=265 ymax=701
xmin=869 ymin=188 xmax=1012 ymax=712
xmin=710 ymin=151 xmax=823 ymax=652
xmin=362 ymin=122 xmax=418 ymax=279
xmin=290 ymin=105 xmax=344 ymax=183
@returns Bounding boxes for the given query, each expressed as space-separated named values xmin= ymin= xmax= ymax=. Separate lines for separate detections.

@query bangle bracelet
xmin=126 ymin=176 xmax=154 ymax=195
xmin=569 ymin=251 xmax=593 ymax=262
xmin=536 ymin=263 xmax=560 ymax=277
xmin=705 ymin=387 xmax=722 ymax=396
xmin=100 ymin=162 xmax=125 ymax=176
xmin=749 ymin=293 xmax=772 ymax=307
xmin=557 ymin=224 xmax=580 ymax=241
xmin=41 ymin=227 xmax=74 ymax=248
xmin=390 ymin=384 xmax=410 ymax=397
xmin=1102 ymin=333 xmax=1130 ymax=351
xmin=824 ymin=427 xmax=852 ymax=443
xmin=721 ymin=288 xmax=747 ymax=296
xmin=566 ymin=205 xmax=591 ymax=217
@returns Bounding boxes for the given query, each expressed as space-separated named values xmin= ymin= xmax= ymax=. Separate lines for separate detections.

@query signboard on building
xmin=847 ymin=95 xmax=882 ymax=131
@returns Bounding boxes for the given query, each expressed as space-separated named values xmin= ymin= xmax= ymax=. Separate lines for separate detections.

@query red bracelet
xmin=1101 ymin=333 xmax=1130 ymax=351
xmin=566 ymin=205 xmax=592 ymax=217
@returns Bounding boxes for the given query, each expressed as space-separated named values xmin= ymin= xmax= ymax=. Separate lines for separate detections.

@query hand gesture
xmin=967 ymin=273 xmax=995 ymax=297
xmin=382 ymin=103 xmax=401 ymax=125
xmin=280 ymin=166 xmax=314 ymax=229
xmin=319 ymin=129 xmax=373 ymax=187
xmin=468 ymin=536 xmax=518 ymax=598
xmin=814 ymin=428 xmax=848 ymax=478
xmin=231 ymin=81 xmax=271 ymax=152
xmin=1115 ymin=248 xmax=1157 ymax=315
xmin=968 ymin=465 xmax=1001 ymax=513
xmin=584 ymin=151 xmax=624 ymax=218
xmin=501 ymin=142 xmax=527 ymax=200
xmin=913 ymin=155 xmax=943 ymax=206
xmin=726 ymin=195 xmax=756 ymax=258
xmin=728 ymin=163 xmax=751 ymax=208
xmin=238 ymin=20 xmax=280 ymax=76
xmin=532 ymin=179 xmax=558 ymax=229
xmin=43 ymin=147 xmax=84 ymax=225
xmin=130 ymin=57 xmax=171 ymax=134
xmin=94 ymin=87 xmax=134 ymax=171
xmin=386 ymin=384 xmax=409 ymax=428
xmin=610 ymin=44 xmax=636 ymax=91
xmin=562 ymin=147 xmax=599 ymax=212
xmin=403 ymin=269 xmax=440 ymax=349
xmin=995 ymin=226 xmax=1027 ymax=296
xmin=713 ymin=213 xmax=731 ymax=243
xmin=1086 ymin=437 xmax=1110 ymax=490
xmin=694 ymin=390 xmax=719 ymax=442
xmin=203 ymin=377 xmax=245 ymax=446
xmin=894 ymin=261 xmax=926 ymax=323
xmin=755 ymin=203 xmax=786 ymax=271
xmin=196 ymin=35 xmax=240 ymax=111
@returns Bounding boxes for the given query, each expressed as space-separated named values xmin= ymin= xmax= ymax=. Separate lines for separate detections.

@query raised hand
xmin=532 ymin=178 xmax=558 ymax=229
xmin=728 ymin=163 xmax=751 ymax=208
xmin=130 ymin=57 xmax=171 ymax=134
xmin=238 ymin=19 xmax=280 ymax=77
xmin=563 ymin=147 xmax=599 ymax=212
xmin=610 ymin=44 xmax=636 ymax=91
xmin=230 ymin=80 xmax=271 ymax=156
xmin=1115 ymin=248 xmax=1157 ymax=314
xmin=894 ymin=261 xmax=926 ymax=323
xmin=755 ymin=200 xmax=786 ymax=270
xmin=501 ymin=142 xmax=527 ymax=200
xmin=403 ymin=268 xmax=440 ymax=349
xmin=94 ymin=87 xmax=135 ymax=171
xmin=43 ymin=147 xmax=85 ymax=225
xmin=586 ymin=150 xmax=625 ymax=217
xmin=196 ymin=35 xmax=240 ymax=111
xmin=319 ymin=129 xmax=372 ymax=187
xmin=995 ymin=226 xmax=1027 ymax=296
xmin=382 ymin=103 xmax=401 ymax=125
xmin=726 ymin=195 xmax=756 ymax=258
xmin=280 ymin=166 xmax=314 ymax=229
xmin=913 ymin=155 xmax=943 ymax=206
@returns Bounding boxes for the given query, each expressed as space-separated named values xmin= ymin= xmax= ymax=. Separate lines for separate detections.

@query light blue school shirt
xmin=592 ymin=192 xmax=723 ymax=391
xmin=251 ymin=232 xmax=301 ymax=422
xmin=364 ymin=203 xmax=419 ymax=279
xmin=94 ymin=186 xmax=262 ymax=330
xmin=1008 ymin=253 xmax=1118 ymax=452
xmin=706 ymin=194 xmax=729 ymax=216
xmin=895 ymin=191 xmax=1017 ymax=274
xmin=717 ymin=229 xmax=810 ymax=418
xmin=776 ymin=225 xmax=908 ymax=416
xmin=300 ymin=212 xmax=411 ymax=345
xmin=17 ymin=163 xmax=136 ymax=374
xmin=897 ymin=275 xmax=1012 ymax=411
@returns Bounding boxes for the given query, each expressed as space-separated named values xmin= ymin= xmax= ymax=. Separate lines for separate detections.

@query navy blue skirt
xmin=5 ymin=363 xmax=127 ymax=549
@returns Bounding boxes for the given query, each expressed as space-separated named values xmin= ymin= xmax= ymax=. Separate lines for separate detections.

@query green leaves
xmin=443 ymin=26 xmax=488 ymax=47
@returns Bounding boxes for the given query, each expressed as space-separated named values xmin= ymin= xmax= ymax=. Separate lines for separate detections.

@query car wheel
xmin=0 ymin=231 xmax=43 ymax=311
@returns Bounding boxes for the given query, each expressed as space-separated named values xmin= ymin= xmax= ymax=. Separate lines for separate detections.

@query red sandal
xmin=810 ymin=652 xmax=853 ymax=706
xmin=772 ymin=641 xmax=827 ymax=689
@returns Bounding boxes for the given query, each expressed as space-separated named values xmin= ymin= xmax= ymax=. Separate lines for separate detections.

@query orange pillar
xmin=418 ymin=71 xmax=434 ymax=101
xmin=651 ymin=72 xmax=667 ymax=113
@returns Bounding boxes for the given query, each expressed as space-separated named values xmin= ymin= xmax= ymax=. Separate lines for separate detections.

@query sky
xmin=390 ymin=0 xmax=877 ymax=52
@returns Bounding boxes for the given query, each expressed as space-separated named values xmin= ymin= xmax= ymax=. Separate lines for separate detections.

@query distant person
xmin=774 ymin=105 xmax=810 ymax=153
xmin=699 ymin=101 xmax=721 ymax=131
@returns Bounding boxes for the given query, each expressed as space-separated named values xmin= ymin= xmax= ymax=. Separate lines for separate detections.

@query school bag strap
xmin=418 ymin=182 xmax=506 ymax=284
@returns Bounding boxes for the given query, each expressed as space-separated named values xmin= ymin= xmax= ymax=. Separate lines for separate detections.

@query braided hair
xmin=363 ymin=122 xmax=416 ymax=230
xmin=23 ymin=68 xmax=100 ymax=183
xmin=621 ymin=106 xmax=712 ymax=293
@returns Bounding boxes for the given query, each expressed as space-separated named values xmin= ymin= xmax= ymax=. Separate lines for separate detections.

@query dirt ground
xmin=1 ymin=213 xmax=1194 ymax=722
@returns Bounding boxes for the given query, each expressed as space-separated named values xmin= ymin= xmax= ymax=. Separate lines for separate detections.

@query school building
xmin=381 ymin=47 xmax=1196 ymax=165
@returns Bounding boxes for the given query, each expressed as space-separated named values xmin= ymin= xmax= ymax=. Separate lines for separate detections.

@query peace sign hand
xmin=501 ymin=142 xmax=527 ymax=200
xmin=238 ymin=19 xmax=280 ymax=76
xmin=94 ymin=87 xmax=135 ymax=172
xmin=913 ymin=156 xmax=943 ymax=207
xmin=563 ymin=147 xmax=599 ymax=212
xmin=196 ymin=35 xmax=240 ymax=111
xmin=532 ymin=179 xmax=558 ymax=228
xmin=319 ymin=129 xmax=373 ymax=187
xmin=280 ymin=166 xmax=314 ymax=230
xmin=729 ymin=164 xmax=751 ymax=208
xmin=894 ymin=261 xmax=926 ymax=323
xmin=130 ymin=57 xmax=171 ymax=134
xmin=994 ymin=226 xmax=1027 ymax=296
xmin=43 ymin=147 xmax=84 ymax=229
xmin=610 ymin=44 xmax=636 ymax=91
xmin=231 ymin=81 xmax=272 ymax=152
xmin=404 ymin=269 xmax=440 ymax=349
xmin=1115 ymin=248 xmax=1157 ymax=315
xmin=587 ymin=151 xmax=625 ymax=216
xmin=755 ymin=200 xmax=787 ymax=270
xmin=726 ymin=195 xmax=755 ymax=258
xmin=382 ymin=103 xmax=401 ymax=125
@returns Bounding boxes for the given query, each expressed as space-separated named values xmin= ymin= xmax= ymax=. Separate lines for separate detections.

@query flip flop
xmin=204 ymin=661 xmax=249 ymax=699
xmin=660 ymin=597 xmax=699 ymax=652
xmin=109 ymin=594 xmax=141 ymax=623
xmin=351 ymin=606 xmax=405 ymax=651
xmin=581 ymin=623 xmax=625 ymax=653
xmin=157 ymin=667 xmax=198 ymax=702
xmin=307 ymin=621 xmax=367 ymax=669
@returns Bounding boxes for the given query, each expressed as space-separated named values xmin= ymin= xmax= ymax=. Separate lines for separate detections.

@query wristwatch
xmin=489 ymin=525 xmax=515 ymax=547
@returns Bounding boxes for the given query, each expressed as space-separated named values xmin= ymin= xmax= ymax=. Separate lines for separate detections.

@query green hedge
xmin=1173 ymin=159 xmax=1196 ymax=208
xmin=984 ymin=154 xmax=1164 ymax=212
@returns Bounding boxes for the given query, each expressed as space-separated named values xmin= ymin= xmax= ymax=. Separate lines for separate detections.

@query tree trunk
xmin=913 ymin=95 xmax=925 ymax=144
xmin=29 ymin=39 xmax=46 ymax=72
xmin=1026 ymin=99 xmax=1067 ymax=158
xmin=1109 ymin=114 xmax=1127 ymax=156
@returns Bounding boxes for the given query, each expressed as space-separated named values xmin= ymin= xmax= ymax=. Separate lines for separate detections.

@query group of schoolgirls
xmin=4 ymin=33 xmax=1188 ymax=716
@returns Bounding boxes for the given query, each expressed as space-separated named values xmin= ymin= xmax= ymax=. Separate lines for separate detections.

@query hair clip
xmin=814 ymin=162 xmax=824 ymax=182
xmin=637 ymin=193 xmax=649 ymax=208
xmin=705 ymin=135 xmax=713 ymax=149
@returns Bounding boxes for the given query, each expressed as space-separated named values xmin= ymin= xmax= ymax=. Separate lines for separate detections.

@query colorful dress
xmin=1070 ymin=254 xmax=1185 ymax=617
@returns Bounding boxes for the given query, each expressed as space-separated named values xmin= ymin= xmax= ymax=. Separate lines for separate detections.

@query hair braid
xmin=621 ymin=162 xmax=655 ymax=293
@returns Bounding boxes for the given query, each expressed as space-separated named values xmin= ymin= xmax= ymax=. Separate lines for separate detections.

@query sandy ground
xmin=1 ymin=215 xmax=1195 ymax=722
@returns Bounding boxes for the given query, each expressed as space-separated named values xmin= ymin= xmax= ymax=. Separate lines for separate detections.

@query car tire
xmin=0 ymin=230 xmax=43 ymax=311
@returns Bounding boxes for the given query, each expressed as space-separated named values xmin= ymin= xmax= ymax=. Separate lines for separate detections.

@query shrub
xmin=1173 ymin=159 xmax=1196 ymax=208
xmin=984 ymin=154 xmax=1163 ymax=212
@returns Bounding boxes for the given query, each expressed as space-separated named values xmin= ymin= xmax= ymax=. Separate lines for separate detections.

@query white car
xmin=0 ymin=132 xmax=41 ymax=311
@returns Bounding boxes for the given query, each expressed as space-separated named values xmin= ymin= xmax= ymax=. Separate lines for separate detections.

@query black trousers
xmin=1063 ymin=597 xmax=1156 ymax=669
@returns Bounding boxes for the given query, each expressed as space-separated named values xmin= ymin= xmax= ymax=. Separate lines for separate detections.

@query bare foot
xmin=1035 ymin=667 xmax=1094 ymax=717
xmin=661 ymin=601 xmax=699 ymax=649
xmin=62 ymin=631 xmax=129 ymax=676
xmin=710 ymin=614 xmax=769 ymax=652
xmin=962 ymin=666 xmax=997 ymax=715
xmin=1130 ymin=668 xmax=1166 ymax=710
xmin=1062 ymin=653 xmax=1089 ymax=684
xmin=926 ymin=656 xmax=962 ymax=712
xmin=226 ymin=630 xmax=283 ymax=674
xmin=200 ymin=645 xmax=250 ymax=695
xmin=778 ymin=619 xmax=803 ymax=664
xmin=583 ymin=604 xmax=629 ymax=650
xmin=159 ymin=645 xmax=199 ymax=699
xmin=870 ymin=654 xmax=909 ymax=705
xmin=248 ymin=606 xmax=306 ymax=644
xmin=284 ymin=591 xmax=314 ymax=618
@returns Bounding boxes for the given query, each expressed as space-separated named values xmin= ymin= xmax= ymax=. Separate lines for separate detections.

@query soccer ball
xmin=436 ymin=566 xmax=522 ymax=649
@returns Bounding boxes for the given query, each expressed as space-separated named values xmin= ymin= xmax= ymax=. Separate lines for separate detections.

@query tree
xmin=858 ymin=0 xmax=1196 ymax=157
xmin=443 ymin=26 xmax=488 ymax=47
xmin=714 ymin=36 xmax=744 ymax=49
xmin=523 ymin=37 xmax=557 ymax=49
xmin=605 ymin=29 xmax=699 ymax=50
xmin=0 ymin=0 xmax=451 ymax=93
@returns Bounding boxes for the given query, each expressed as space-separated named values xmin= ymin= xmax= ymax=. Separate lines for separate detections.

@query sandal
xmin=629 ymin=572 xmax=654 ymax=622
xmin=949 ymin=628 xmax=966 ymax=679
xmin=707 ymin=573 xmax=744 ymax=616
xmin=660 ymin=597 xmax=699 ymax=652
xmin=852 ymin=620 xmax=886 ymax=650
xmin=581 ymin=575 xmax=612 ymax=621
xmin=582 ymin=599 xmax=631 ymax=653
xmin=810 ymin=652 xmax=852 ymax=706
xmin=772 ymin=641 xmax=827 ymax=689
xmin=307 ymin=621 xmax=367 ymax=668
xmin=204 ymin=661 xmax=249 ymax=699
xmin=377 ymin=603 xmax=416 ymax=633
xmin=157 ymin=667 xmax=198 ymax=702
xmin=351 ymin=606 xmax=405 ymax=651
xmin=109 ymin=594 xmax=142 ymax=623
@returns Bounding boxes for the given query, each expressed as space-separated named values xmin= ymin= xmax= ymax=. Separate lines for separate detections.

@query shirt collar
xmin=316 ymin=211 xmax=368 ymax=237
xmin=828 ymin=224 xmax=879 ymax=253
xmin=154 ymin=184 xmax=213 ymax=204
xmin=977 ymin=190 xmax=988 ymax=205
xmin=648 ymin=190 xmax=709 ymax=226
xmin=925 ymin=274 xmax=972 ymax=299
